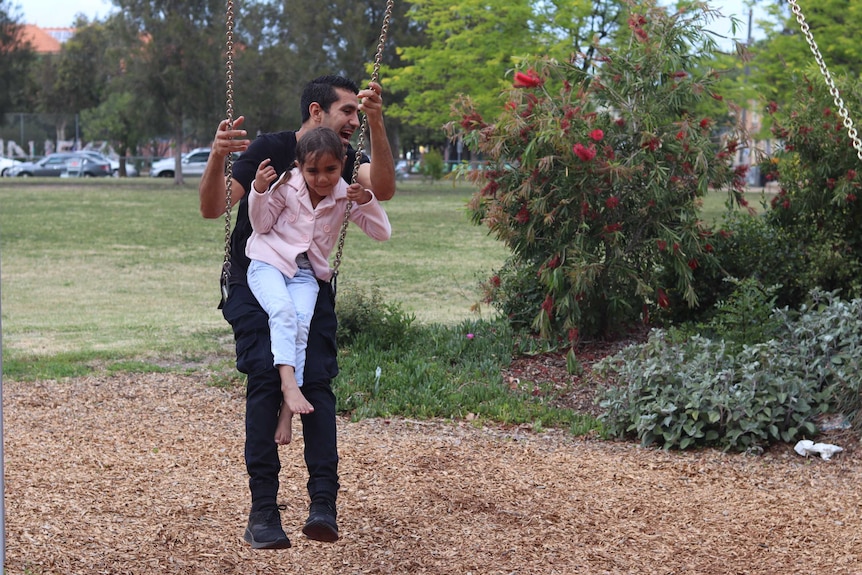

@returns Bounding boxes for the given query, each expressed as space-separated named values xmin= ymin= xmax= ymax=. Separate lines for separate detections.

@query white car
xmin=150 ymin=148 xmax=211 ymax=178
xmin=0 ymin=156 xmax=22 ymax=176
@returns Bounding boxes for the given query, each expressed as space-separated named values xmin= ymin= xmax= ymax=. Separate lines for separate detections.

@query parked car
xmin=150 ymin=148 xmax=211 ymax=178
xmin=0 ymin=156 xmax=21 ymax=176
xmin=77 ymin=151 xmax=139 ymax=177
xmin=63 ymin=152 xmax=112 ymax=178
xmin=5 ymin=152 xmax=78 ymax=177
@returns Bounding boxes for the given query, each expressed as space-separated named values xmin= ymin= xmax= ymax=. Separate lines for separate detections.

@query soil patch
xmin=4 ymin=372 xmax=862 ymax=574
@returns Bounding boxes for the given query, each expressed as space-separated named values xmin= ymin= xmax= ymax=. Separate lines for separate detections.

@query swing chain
xmin=788 ymin=0 xmax=862 ymax=161
xmin=331 ymin=0 xmax=396 ymax=278
xmin=220 ymin=0 xmax=236 ymax=303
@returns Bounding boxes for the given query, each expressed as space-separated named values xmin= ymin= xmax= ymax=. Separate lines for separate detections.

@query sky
xmin=17 ymin=0 xmax=769 ymax=47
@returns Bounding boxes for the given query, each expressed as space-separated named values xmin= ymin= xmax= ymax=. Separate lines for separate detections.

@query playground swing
xmin=786 ymin=0 xmax=862 ymax=162
xmin=218 ymin=0 xmax=395 ymax=305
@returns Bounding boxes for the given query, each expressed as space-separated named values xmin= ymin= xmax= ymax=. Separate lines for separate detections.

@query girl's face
xmin=299 ymin=151 xmax=344 ymax=199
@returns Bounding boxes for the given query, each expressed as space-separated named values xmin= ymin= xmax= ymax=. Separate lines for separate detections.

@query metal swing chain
xmin=788 ymin=0 xmax=862 ymax=161
xmin=220 ymin=0 xmax=236 ymax=303
xmin=330 ymin=0 xmax=396 ymax=278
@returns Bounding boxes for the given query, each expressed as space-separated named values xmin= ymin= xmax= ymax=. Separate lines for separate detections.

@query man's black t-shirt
xmin=227 ymin=130 xmax=365 ymax=286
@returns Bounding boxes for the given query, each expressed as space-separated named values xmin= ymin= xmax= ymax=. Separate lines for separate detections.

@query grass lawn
xmin=0 ymin=178 xmax=506 ymax=367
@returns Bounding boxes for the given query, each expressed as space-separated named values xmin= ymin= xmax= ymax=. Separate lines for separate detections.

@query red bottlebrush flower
xmin=490 ymin=275 xmax=501 ymax=287
xmin=770 ymin=195 xmax=779 ymax=208
xmin=657 ymin=288 xmax=670 ymax=309
xmin=767 ymin=101 xmax=778 ymax=114
xmin=633 ymin=27 xmax=649 ymax=42
xmin=688 ymin=258 xmax=699 ymax=270
xmin=515 ymin=205 xmax=530 ymax=224
xmin=827 ymin=178 xmax=836 ymax=189
xmin=563 ymin=80 xmax=572 ymax=92
xmin=628 ymin=14 xmax=647 ymax=27
xmin=548 ymin=254 xmax=561 ymax=269
xmin=704 ymin=243 xmax=714 ymax=253
xmin=459 ymin=111 xmax=484 ymax=131
xmin=823 ymin=107 xmax=832 ymax=117
xmin=541 ymin=294 xmax=554 ymax=314
xmin=481 ymin=179 xmax=499 ymax=197
xmin=573 ymin=142 xmax=597 ymax=161
xmin=657 ymin=239 xmax=667 ymax=251
xmin=726 ymin=139 xmax=739 ymax=154
xmin=738 ymin=197 xmax=749 ymax=207
xmin=568 ymin=328 xmax=579 ymax=343
xmin=603 ymin=222 xmax=623 ymax=234
xmin=782 ymin=199 xmax=791 ymax=209
xmin=560 ymin=119 xmax=570 ymax=132
xmin=505 ymin=101 xmax=517 ymax=111
xmin=672 ymin=242 xmax=680 ymax=253
xmin=672 ymin=70 xmax=687 ymax=79
xmin=513 ymin=69 xmax=543 ymax=88
xmin=605 ymin=196 xmax=620 ymax=209
xmin=581 ymin=201 xmax=590 ymax=216
xmin=848 ymin=169 xmax=857 ymax=180
xmin=589 ymin=129 xmax=604 ymax=142
xmin=643 ymin=137 xmax=661 ymax=152
xmin=615 ymin=118 xmax=625 ymax=127
xmin=699 ymin=118 xmax=711 ymax=129
xmin=847 ymin=193 xmax=857 ymax=203
xmin=710 ymin=93 xmax=724 ymax=101
xmin=676 ymin=131 xmax=685 ymax=140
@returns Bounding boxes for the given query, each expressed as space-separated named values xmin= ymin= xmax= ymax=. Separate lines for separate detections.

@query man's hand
xmin=213 ymin=115 xmax=250 ymax=159
xmin=358 ymin=82 xmax=383 ymax=120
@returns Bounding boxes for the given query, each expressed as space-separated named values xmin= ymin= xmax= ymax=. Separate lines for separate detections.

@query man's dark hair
xmin=301 ymin=75 xmax=360 ymax=123
xmin=296 ymin=127 xmax=346 ymax=166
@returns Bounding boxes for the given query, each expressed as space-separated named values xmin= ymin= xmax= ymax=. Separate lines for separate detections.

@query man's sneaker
xmin=244 ymin=505 xmax=292 ymax=549
xmin=302 ymin=501 xmax=339 ymax=542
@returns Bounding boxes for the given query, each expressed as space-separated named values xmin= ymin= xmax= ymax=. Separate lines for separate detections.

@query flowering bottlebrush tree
xmin=448 ymin=1 xmax=745 ymax=343
xmin=759 ymin=76 xmax=862 ymax=298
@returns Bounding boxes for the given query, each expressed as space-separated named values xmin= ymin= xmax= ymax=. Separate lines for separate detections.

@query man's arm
xmin=199 ymin=116 xmax=252 ymax=218
xmin=355 ymin=82 xmax=396 ymax=201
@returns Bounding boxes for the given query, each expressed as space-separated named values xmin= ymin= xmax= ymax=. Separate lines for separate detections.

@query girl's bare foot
xmin=277 ymin=364 xmax=315 ymax=414
xmin=275 ymin=407 xmax=293 ymax=445
xmin=283 ymin=384 xmax=314 ymax=414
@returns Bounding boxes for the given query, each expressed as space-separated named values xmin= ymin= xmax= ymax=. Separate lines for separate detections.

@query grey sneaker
xmin=244 ymin=505 xmax=292 ymax=549
xmin=302 ymin=501 xmax=339 ymax=542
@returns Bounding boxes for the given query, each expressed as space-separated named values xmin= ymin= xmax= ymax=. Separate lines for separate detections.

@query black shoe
xmin=302 ymin=501 xmax=339 ymax=542
xmin=244 ymin=505 xmax=292 ymax=549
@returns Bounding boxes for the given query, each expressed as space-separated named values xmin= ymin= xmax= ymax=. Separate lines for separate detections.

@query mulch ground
xmin=5 ymin=371 xmax=862 ymax=575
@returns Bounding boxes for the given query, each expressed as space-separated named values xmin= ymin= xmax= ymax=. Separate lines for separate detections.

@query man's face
xmin=319 ymin=88 xmax=361 ymax=149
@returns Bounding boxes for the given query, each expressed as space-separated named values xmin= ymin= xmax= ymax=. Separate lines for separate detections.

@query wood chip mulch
xmin=4 ymin=372 xmax=862 ymax=574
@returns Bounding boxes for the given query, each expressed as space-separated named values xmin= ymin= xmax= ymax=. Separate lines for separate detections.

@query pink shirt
xmin=245 ymin=169 xmax=391 ymax=281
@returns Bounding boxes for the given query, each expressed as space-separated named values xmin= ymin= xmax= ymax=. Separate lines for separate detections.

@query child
xmin=246 ymin=126 xmax=392 ymax=444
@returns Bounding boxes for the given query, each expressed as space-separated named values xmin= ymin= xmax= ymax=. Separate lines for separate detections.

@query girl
xmin=246 ymin=126 xmax=391 ymax=444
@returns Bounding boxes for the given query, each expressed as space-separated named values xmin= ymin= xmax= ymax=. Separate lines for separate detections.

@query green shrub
xmin=596 ymin=289 xmax=862 ymax=450
xmin=667 ymin=210 xmax=809 ymax=324
xmin=335 ymin=286 xmax=416 ymax=349
xmin=419 ymin=148 xmax=445 ymax=181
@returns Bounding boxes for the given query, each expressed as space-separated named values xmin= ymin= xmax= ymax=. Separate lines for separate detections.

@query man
xmin=199 ymin=75 xmax=396 ymax=549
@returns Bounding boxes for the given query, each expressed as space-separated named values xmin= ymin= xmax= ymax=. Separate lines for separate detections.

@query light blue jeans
xmin=247 ymin=259 xmax=319 ymax=387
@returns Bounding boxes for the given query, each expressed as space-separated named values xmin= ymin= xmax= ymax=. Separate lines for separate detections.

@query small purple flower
xmin=466 ymin=333 xmax=475 ymax=340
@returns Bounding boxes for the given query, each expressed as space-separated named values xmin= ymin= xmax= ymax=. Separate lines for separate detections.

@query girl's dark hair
xmin=296 ymin=127 xmax=345 ymax=166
